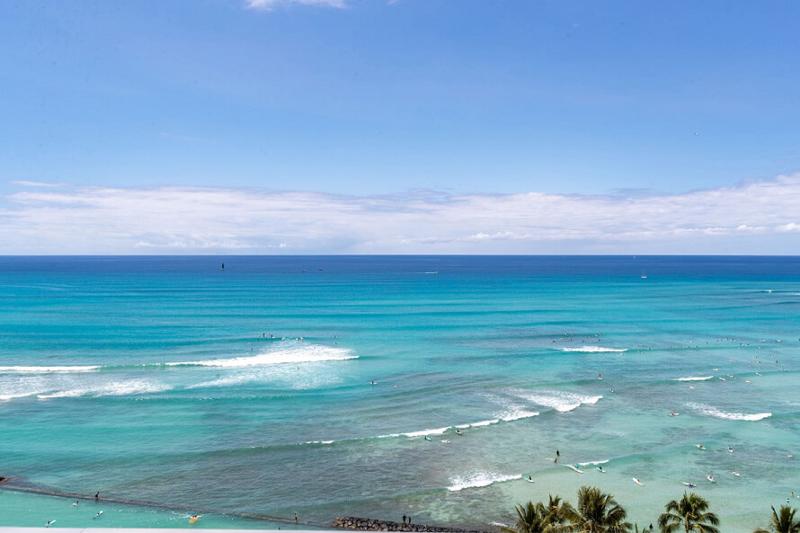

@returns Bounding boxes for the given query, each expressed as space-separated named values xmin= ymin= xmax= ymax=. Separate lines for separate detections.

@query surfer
xmin=597 ymin=465 xmax=605 ymax=473
xmin=94 ymin=491 xmax=100 ymax=501
xmin=555 ymin=449 xmax=560 ymax=463
xmin=633 ymin=477 xmax=643 ymax=486
xmin=455 ymin=428 xmax=463 ymax=436
xmin=93 ymin=511 xmax=103 ymax=520
xmin=707 ymin=473 xmax=716 ymax=483
xmin=221 ymin=263 xmax=225 ymax=271
xmin=696 ymin=443 xmax=706 ymax=450
xmin=683 ymin=482 xmax=696 ymax=488
xmin=424 ymin=435 xmax=432 ymax=441
xmin=527 ymin=475 xmax=534 ymax=482
xmin=46 ymin=520 xmax=56 ymax=528
xmin=670 ymin=410 xmax=679 ymax=417
xmin=728 ymin=446 xmax=735 ymax=453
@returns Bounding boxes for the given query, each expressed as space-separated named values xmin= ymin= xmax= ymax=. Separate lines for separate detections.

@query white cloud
xmin=245 ymin=0 xmax=346 ymax=10
xmin=2 ymin=174 xmax=800 ymax=254
xmin=10 ymin=180 xmax=61 ymax=188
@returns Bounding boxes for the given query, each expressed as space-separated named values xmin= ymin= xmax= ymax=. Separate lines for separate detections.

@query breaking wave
xmin=675 ymin=376 xmax=715 ymax=382
xmin=0 ymin=365 xmax=100 ymax=374
xmin=164 ymin=344 xmax=357 ymax=368
xmin=513 ymin=390 xmax=602 ymax=413
xmin=36 ymin=380 xmax=172 ymax=400
xmin=559 ymin=346 xmax=627 ymax=353
xmin=687 ymin=402 xmax=772 ymax=421
xmin=447 ymin=472 xmax=521 ymax=492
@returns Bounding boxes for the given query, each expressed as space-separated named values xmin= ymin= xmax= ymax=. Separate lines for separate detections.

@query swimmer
xmin=670 ymin=411 xmax=679 ymax=417
xmin=696 ymin=444 xmax=706 ymax=450
xmin=93 ymin=511 xmax=104 ymax=520
xmin=728 ymin=446 xmax=735 ymax=453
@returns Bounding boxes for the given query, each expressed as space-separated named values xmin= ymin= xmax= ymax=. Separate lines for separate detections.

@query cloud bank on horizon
xmin=2 ymin=174 xmax=799 ymax=254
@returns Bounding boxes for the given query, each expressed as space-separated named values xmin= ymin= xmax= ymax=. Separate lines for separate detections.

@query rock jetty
xmin=332 ymin=516 xmax=489 ymax=533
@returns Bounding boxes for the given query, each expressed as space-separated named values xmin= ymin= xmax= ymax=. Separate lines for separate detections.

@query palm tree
xmin=503 ymin=496 xmax=573 ymax=533
xmin=657 ymin=492 xmax=719 ymax=533
xmin=565 ymin=486 xmax=632 ymax=532
xmin=753 ymin=505 xmax=800 ymax=533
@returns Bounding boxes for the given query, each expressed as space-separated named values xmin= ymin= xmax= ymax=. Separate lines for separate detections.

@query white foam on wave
xmin=559 ymin=346 xmax=627 ymax=353
xmin=165 ymin=344 xmax=357 ymax=368
xmin=0 ymin=365 xmax=100 ymax=374
xmin=399 ymin=426 xmax=451 ymax=438
xmin=687 ymin=402 xmax=772 ymax=421
xmin=385 ymin=409 xmax=540 ymax=439
xmin=675 ymin=376 xmax=714 ymax=382
xmin=577 ymin=459 xmax=610 ymax=466
xmin=514 ymin=390 xmax=602 ymax=413
xmin=303 ymin=440 xmax=334 ymax=445
xmin=36 ymin=380 xmax=171 ymax=400
xmin=0 ymin=391 xmax=41 ymax=401
xmin=447 ymin=472 xmax=521 ymax=492
xmin=498 ymin=407 xmax=539 ymax=422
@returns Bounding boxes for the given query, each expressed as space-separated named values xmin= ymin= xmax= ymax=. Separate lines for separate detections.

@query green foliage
xmin=656 ymin=492 xmax=719 ymax=533
xmin=753 ymin=505 xmax=800 ymax=533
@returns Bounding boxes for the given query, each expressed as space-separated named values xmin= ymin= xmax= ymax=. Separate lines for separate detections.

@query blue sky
xmin=1 ymin=0 xmax=799 ymax=253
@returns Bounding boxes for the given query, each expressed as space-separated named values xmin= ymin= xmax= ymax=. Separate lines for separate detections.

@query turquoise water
xmin=1 ymin=256 xmax=799 ymax=531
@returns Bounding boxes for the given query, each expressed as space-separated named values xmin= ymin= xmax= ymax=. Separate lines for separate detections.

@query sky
xmin=1 ymin=0 xmax=799 ymax=254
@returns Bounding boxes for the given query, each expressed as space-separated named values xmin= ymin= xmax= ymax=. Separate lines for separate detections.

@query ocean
xmin=0 ymin=256 xmax=798 ymax=531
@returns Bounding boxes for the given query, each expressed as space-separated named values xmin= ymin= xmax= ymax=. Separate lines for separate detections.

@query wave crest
xmin=165 ymin=344 xmax=357 ymax=368
xmin=513 ymin=390 xmax=602 ymax=413
xmin=687 ymin=402 xmax=772 ymax=421
xmin=37 ymin=380 xmax=171 ymax=400
xmin=0 ymin=365 xmax=100 ymax=374
xmin=447 ymin=472 xmax=521 ymax=492
xmin=559 ymin=346 xmax=627 ymax=353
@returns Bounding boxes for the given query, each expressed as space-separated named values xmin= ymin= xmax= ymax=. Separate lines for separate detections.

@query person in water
xmin=555 ymin=450 xmax=560 ymax=463
xmin=94 ymin=491 xmax=99 ymax=501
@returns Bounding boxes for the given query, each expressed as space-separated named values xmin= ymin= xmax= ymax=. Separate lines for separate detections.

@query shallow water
xmin=0 ymin=256 xmax=799 ymax=531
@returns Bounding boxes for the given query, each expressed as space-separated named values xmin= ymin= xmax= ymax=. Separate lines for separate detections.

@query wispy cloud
xmin=2 ymin=174 xmax=800 ymax=254
xmin=10 ymin=180 xmax=61 ymax=188
xmin=244 ymin=0 xmax=347 ymax=11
